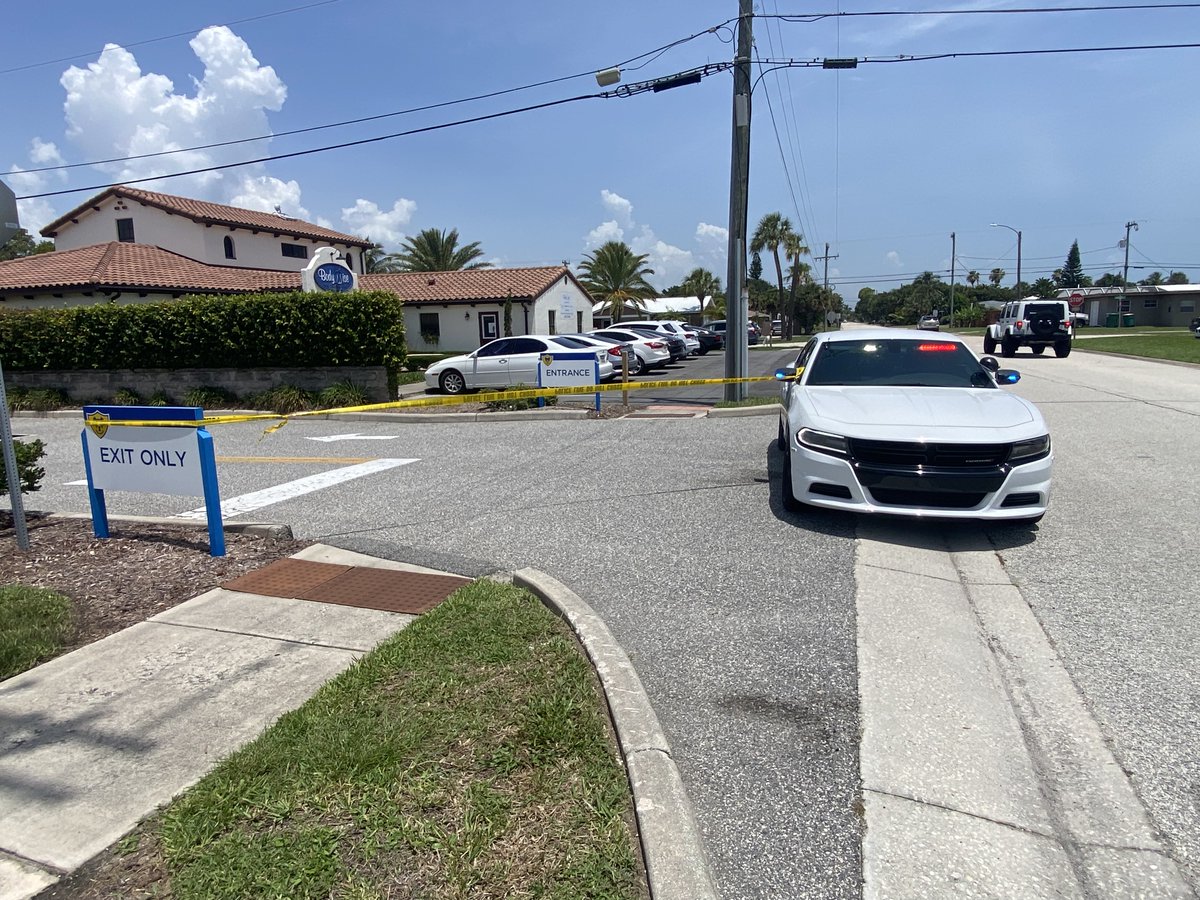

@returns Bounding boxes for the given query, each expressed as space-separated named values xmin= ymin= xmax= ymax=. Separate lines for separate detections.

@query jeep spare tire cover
xmin=1030 ymin=312 xmax=1057 ymax=336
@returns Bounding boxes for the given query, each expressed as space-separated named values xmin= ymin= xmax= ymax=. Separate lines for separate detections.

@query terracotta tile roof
xmin=362 ymin=266 xmax=588 ymax=304
xmin=40 ymin=186 xmax=373 ymax=248
xmin=0 ymin=243 xmax=299 ymax=295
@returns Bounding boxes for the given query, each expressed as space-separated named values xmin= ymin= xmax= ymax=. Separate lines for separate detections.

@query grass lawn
xmin=1073 ymin=331 xmax=1200 ymax=364
xmin=0 ymin=584 xmax=73 ymax=680
xmin=73 ymin=580 xmax=646 ymax=899
xmin=714 ymin=395 xmax=780 ymax=408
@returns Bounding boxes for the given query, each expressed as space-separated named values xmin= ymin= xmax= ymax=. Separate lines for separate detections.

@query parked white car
xmin=588 ymin=328 xmax=673 ymax=373
xmin=616 ymin=319 xmax=701 ymax=356
xmin=425 ymin=335 xmax=613 ymax=394
xmin=776 ymin=329 xmax=1052 ymax=524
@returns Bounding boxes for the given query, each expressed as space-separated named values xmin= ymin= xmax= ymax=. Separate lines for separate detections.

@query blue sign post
xmin=81 ymin=406 xmax=226 ymax=556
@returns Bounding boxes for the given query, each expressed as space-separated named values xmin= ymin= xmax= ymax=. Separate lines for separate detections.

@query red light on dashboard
xmin=918 ymin=343 xmax=959 ymax=352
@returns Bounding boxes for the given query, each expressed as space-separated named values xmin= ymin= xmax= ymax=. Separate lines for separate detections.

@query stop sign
xmin=1068 ymin=292 xmax=1085 ymax=311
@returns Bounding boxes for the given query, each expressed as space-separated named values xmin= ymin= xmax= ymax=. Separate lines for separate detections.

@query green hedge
xmin=0 ymin=438 xmax=45 ymax=494
xmin=0 ymin=291 xmax=406 ymax=373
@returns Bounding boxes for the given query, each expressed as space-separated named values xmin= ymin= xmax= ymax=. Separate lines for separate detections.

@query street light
xmin=990 ymin=223 xmax=1022 ymax=299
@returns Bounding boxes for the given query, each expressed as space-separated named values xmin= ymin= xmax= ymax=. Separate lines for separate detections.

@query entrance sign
xmin=537 ymin=352 xmax=600 ymax=411
xmin=81 ymin=406 xmax=225 ymax=556
xmin=301 ymin=247 xmax=359 ymax=293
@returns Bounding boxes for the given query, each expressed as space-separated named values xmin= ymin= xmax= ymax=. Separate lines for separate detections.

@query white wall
xmin=1 ymin=289 xmax=179 ymax=310
xmin=52 ymin=196 xmax=362 ymax=272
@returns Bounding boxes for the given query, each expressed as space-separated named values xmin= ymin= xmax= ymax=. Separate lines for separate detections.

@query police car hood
xmin=801 ymin=386 xmax=1042 ymax=441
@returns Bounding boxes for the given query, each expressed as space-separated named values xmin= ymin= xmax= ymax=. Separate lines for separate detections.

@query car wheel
xmin=1054 ymin=340 xmax=1071 ymax=358
xmin=1032 ymin=345 xmax=1046 ymax=355
xmin=627 ymin=354 xmax=645 ymax=376
xmin=439 ymin=370 xmax=466 ymax=394
xmin=781 ymin=450 xmax=804 ymax=513
xmin=1001 ymin=335 xmax=1017 ymax=357
xmin=983 ymin=334 xmax=997 ymax=354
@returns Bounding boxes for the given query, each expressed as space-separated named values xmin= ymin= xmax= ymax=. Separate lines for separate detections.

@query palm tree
xmin=680 ymin=267 xmax=720 ymax=319
xmin=989 ymin=268 xmax=1006 ymax=288
xmin=751 ymin=213 xmax=796 ymax=334
xmin=362 ymin=241 xmax=404 ymax=274
xmin=389 ymin=228 xmax=492 ymax=272
xmin=967 ymin=270 xmax=980 ymax=289
xmin=578 ymin=241 xmax=656 ymax=321
xmin=783 ymin=231 xmax=812 ymax=333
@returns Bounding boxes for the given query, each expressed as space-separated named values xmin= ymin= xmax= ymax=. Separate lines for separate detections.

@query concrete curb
xmin=33 ymin=511 xmax=293 ymax=540
xmin=512 ymin=568 xmax=719 ymax=900
xmin=706 ymin=403 xmax=779 ymax=418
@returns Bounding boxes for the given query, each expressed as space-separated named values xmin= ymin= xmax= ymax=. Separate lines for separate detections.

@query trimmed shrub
xmin=317 ymin=380 xmax=370 ymax=409
xmin=113 ymin=387 xmax=142 ymax=406
xmin=483 ymin=384 xmax=557 ymax=412
xmin=183 ymin=386 xmax=239 ymax=409
xmin=0 ymin=290 xmax=407 ymax=377
xmin=0 ymin=438 xmax=46 ymax=494
xmin=248 ymin=384 xmax=317 ymax=414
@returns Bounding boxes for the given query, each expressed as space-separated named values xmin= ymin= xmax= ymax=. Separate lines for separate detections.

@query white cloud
xmin=601 ymin=189 xmax=634 ymax=228
xmin=585 ymin=220 xmax=624 ymax=248
xmin=696 ymin=222 xmax=728 ymax=244
xmin=887 ymin=251 xmax=903 ymax=267
xmin=8 ymin=140 xmax=68 ymax=235
xmin=340 ymin=197 xmax=417 ymax=246
xmin=56 ymin=26 xmax=287 ymax=204
xmin=228 ymin=175 xmax=310 ymax=220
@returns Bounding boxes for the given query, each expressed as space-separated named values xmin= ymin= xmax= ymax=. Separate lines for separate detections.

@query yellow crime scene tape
xmin=87 ymin=375 xmax=781 ymax=432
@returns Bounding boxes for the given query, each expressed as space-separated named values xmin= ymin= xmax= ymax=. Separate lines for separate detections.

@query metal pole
xmin=1016 ymin=230 xmax=1022 ymax=301
xmin=949 ymin=232 xmax=956 ymax=329
xmin=0 ymin=359 xmax=30 ymax=551
xmin=1121 ymin=221 xmax=1138 ymax=327
xmin=724 ymin=0 xmax=753 ymax=403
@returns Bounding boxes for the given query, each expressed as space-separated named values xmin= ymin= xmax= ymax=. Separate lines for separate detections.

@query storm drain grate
xmin=222 ymin=558 xmax=351 ymax=597
xmin=222 ymin=558 xmax=472 ymax=615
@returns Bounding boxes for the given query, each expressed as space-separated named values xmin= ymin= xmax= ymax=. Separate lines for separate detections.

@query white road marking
xmin=306 ymin=433 xmax=400 ymax=442
xmin=174 ymin=458 xmax=418 ymax=520
xmin=64 ymin=479 xmax=89 ymax=486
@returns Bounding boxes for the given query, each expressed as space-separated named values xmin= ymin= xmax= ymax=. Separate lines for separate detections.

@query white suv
xmin=985 ymin=299 xmax=1073 ymax=358
xmin=616 ymin=320 xmax=701 ymax=356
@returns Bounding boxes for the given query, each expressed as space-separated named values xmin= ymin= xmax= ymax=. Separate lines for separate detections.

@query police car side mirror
xmin=995 ymin=369 xmax=1021 ymax=384
xmin=775 ymin=365 xmax=798 ymax=380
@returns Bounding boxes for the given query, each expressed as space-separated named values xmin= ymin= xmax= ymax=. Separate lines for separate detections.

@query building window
xmin=1143 ymin=297 xmax=1157 ymax=309
xmin=548 ymin=310 xmax=557 ymax=335
xmin=223 ymin=235 xmax=236 ymax=259
xmin=419 ymin=312 xmax=440 ymax=345
xmin=344 ymin=252 xmax=354 ymax=272
xmin=576 ymin=310 xmax=584 ymax=331
xmin=116 ymin=218 xmax=135 ymax=242
xmin=1181 ymin=301 xmax=1195 ymax=312
xmin=281 ymin=243 xmax=308 ymax=259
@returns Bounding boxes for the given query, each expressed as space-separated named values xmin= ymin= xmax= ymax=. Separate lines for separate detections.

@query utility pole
xmin=814 ymin=242 xmax=839 ymax=329
xmin=724 ymin=0 xmax=753 ymax=402
xmin=1120 ymin=220 xmax=1138 ymax=328
xmin=949 ymin=232 xmax=956 ymax=329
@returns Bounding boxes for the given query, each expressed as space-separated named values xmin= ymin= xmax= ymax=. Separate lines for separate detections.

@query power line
xmin=13 ymin=23 xmax=736 ymax=176
xmin=766 ymin=3 xmax=1200 ymax=23
xmin=15 ymin=65 xmax=731 ymax=201
xmin=0 ymin=0 xmax=351 ymax=76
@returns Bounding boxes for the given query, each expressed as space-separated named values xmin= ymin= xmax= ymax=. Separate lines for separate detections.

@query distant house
xmin=0 ymin=186 xmax=594 ymax=351
xmin=1054 ymin=285 xmax=1198 ymax=328
xmin=591 ymin=295 xmax=713 ymax=327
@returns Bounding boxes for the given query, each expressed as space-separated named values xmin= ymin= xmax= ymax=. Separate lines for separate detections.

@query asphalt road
xmin=7 ymin=334 xmax=1199 ymax=898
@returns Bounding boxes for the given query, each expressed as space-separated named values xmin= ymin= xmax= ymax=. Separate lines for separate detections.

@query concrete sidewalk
xmin=0 ymin=545 xmax=716 ymax=900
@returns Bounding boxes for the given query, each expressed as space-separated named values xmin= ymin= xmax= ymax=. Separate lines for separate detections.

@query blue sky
xmin=5 ymin=0 xmax=1199 ymax=297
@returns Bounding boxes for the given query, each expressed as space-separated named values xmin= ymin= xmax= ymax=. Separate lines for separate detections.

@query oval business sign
xmin=314 ymin=262 xmax=355 ymax=292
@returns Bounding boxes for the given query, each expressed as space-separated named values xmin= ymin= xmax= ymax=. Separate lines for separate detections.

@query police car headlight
xmin=797 ymin=428 xmax=849 ymax=457
xmin=1010 ymin=434 xmax=1051 ymax=464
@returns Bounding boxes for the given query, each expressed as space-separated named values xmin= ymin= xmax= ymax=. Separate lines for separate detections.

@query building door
xmin=479 ymin=312 xmax=500 ymax=344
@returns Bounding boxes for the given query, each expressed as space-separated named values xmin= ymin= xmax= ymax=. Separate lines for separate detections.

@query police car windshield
xmin=805 ymin=339 xmax=995 ymax=388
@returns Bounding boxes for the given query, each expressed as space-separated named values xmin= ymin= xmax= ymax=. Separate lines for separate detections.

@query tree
xmin=503 ymin=291 xmax=513 ymax=336
xmin=1093 ymin=272 xmax=1123 ymax=287
xmin=784 ymin=231 xmax=813 ymax=332
xmin=966 ymin=270 xmax=980 ymax=289
xmin=1032 ymin=277 xmax=1058 ymax=298
xmin=750 ymin=213 xmax=795 ymax=334
xmin=0 ymin=229 xmax=54 ymax=261
xmin=388 ymin=228 xmax=491 ymax=272
xmin=989 ymin=268 xmax=1006 ymax=287
xmin=362 ymin=241 xmax=403 ymax=274
xmin=680 ymin=267 xmax=720 ymax=319
xmin=1055 ymin=240 xmax=1086 ymax=289
xmin=749 ymin=251 xmax=764 ymax=282
xmin=1167 ymin=271 xmax=1190 ymax=285
xmin=1139 ymin=272 xmax=1165 ymax=286
xmin=578 ymin=241 xmax=656 ymax=321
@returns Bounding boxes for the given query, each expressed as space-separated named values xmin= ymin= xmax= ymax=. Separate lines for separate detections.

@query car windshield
xmin=805 ymin=339 xmax=996 ymax=388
